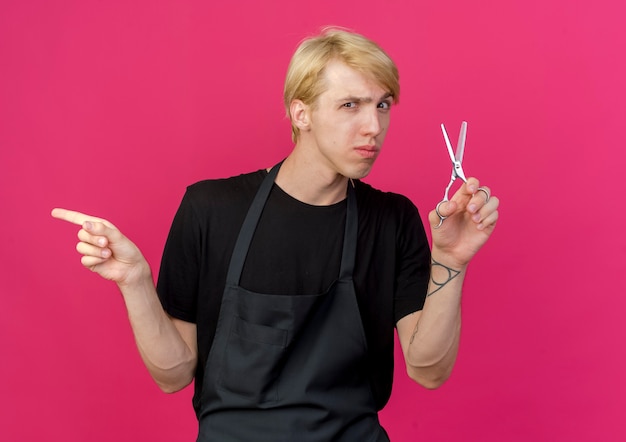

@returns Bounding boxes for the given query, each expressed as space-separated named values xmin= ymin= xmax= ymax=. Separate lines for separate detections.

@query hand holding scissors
xmin=434 ymin=121 xmax=490 ymax=229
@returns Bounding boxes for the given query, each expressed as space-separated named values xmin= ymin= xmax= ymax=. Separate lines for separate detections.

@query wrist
xmin=430 ymin=247 xmax=469 ymax=272
xmin=118 ymin=260 xmax=154 ymax=291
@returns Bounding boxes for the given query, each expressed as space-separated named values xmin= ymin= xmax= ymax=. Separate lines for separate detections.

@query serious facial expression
xmin=305 ymin=60 xmax=393 ymax=180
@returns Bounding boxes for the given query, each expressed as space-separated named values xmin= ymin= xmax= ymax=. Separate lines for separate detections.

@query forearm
xmin=405 ymin=250 xmax=465 ymax=388
xmin=50 ymin=209 xmax=197 ymax=391
xmin=118 ymin=265 xmax=197 ymax=393
xmin=401 ymin=176 xmax=498 ymax=388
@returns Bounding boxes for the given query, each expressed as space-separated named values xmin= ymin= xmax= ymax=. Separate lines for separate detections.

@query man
xmin=52 ymin=28 xmax=499 ymax=441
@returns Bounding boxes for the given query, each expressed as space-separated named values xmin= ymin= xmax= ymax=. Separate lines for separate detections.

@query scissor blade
xmin=440 ymin=124 xmax=456 ymax=164
xmin=456 ymin=121 xmax=467 ymax=162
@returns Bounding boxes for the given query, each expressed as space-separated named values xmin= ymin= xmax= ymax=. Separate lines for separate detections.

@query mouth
xmin=354 ymin=145 xmax=379 ymax=159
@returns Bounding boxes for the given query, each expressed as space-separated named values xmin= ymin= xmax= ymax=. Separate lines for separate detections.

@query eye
xmin=342 ymin=102 xmax=357 ymax=108
xmin=377 ymin=101 xmax=391 ymax=110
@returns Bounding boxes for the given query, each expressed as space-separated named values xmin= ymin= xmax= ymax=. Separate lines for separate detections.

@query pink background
xmin=2 ymin=0 xmax=625 ymax=440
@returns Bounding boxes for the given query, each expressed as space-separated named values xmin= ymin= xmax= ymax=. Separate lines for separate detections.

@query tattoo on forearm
xmin=427 ymin=258 xmax=461 ymax=297
xmin=408 ymin=260 xmax=460 ymax=345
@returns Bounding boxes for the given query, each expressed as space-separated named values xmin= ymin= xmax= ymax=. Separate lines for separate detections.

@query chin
xmin=345 ymin=164 xmax=375 ymax=180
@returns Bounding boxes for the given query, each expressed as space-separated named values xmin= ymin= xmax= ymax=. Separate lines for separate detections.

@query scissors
xmin=434 ymin=121 xmax=468 ymax=229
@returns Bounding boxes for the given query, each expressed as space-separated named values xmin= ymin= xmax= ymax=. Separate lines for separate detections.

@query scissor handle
xmin=434 ymin=200 xmax=447 ymax=229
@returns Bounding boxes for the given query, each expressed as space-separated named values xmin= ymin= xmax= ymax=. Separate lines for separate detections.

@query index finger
xmin=51 ymin=208 xmax=108 ymax=227
xmin=448 ymin=178 xmax=479 ymax=203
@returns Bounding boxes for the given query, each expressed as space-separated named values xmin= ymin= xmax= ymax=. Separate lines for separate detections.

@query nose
xmin=362 ymin=108 xmax=383 ymax=137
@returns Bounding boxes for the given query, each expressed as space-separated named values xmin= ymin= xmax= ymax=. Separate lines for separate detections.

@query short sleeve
xmin=393 ymin=197 xmax=431 ymax=323
xmin=156 ymin=189 xmax=203 ymax=323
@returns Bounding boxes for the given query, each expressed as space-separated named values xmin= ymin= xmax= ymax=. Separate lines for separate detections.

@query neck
xmin=273 ymin=152 xmax=349 ymax=206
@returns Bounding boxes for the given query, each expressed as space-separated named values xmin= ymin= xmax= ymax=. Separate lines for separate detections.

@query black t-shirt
xmin=156 ymin=169 xmax=431 ymax=414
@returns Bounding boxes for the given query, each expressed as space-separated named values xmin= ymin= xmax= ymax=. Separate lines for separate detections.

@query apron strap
xmin=225 ymin=162 xmax=281 ymax=286
xmin=339 ymin=180 xmax=357 ymax=280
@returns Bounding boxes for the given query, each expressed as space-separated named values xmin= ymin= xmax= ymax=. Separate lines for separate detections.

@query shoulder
xmin=184 ymin=169 xmax=267 ymax=208
xmin=353 ymin=180 xmax=427 ymax=245
xmin=354 ymin=180 xmax=420 ymax=217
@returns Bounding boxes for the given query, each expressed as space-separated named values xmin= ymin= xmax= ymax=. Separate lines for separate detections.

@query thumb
xmin=428 ymin=200 xmax=458 ymax=228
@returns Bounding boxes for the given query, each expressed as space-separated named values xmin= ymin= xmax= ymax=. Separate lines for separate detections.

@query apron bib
xmin=197 ymin=163 xmax=389 ymax=442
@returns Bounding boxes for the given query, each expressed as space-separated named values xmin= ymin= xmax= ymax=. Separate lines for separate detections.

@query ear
xmin=290 ymin=99 xmax=311 ymax=132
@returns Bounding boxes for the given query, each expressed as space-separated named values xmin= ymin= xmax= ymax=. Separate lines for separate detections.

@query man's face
xmin=303 ymin=60 xmax=393 ymax=180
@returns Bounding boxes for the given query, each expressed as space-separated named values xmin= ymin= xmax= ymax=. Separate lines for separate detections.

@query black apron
xmin=197 ymin=163 xmax=389 ymax=442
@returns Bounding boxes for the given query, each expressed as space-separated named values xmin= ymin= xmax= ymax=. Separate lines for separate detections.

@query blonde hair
xmin=284 ymin=28 xmax=400 ymax=142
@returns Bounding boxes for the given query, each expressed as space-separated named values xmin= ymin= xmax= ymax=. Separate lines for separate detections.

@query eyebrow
xmin=335 ymin=92 xmax=394 ymax=104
